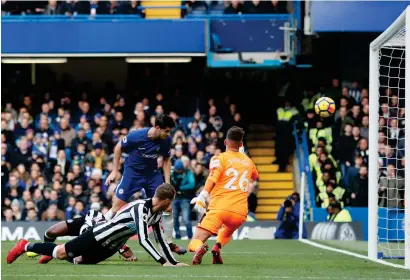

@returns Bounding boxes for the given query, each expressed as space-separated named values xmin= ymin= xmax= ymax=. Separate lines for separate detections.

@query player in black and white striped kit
xmin=7 ymin=184 xmax=189 ymax=266
xmin=32 ymin=209 xmax=136 ymax=262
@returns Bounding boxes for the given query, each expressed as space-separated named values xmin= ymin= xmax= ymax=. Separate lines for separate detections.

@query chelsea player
xmin=105 ymin=114 xmax=186 ymax=254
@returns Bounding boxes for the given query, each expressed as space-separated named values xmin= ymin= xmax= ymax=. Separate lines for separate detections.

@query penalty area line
xmin=299 ymin=239 xmax=409 ymax=270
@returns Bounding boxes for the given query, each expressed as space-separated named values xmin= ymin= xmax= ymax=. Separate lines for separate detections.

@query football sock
xmin=44 ymin=231 xmax=56 ymax=243
xmin=215 ymin=242 xmax=222 ymax=249
xmin=104 ymin=209 xmax=115 ymax=220
xmin=162 ymin=212 xmax=174 ymax=244
xmin=26 ymin=242 xmax=57 ymax=256
xmin=216 ymin=228 xmax=232 ymax=247
xmin=188 ymin=239 xmax=203 ymax=252
xmin=52 ymin=246 xmax=59 ymax=258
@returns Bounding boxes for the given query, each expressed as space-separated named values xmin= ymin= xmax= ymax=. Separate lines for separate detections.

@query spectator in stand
xmin=360 ymin=115 xmax=369 ymax=139
xmin=267 ymin=0 xmax=287 ymax=13
xmin=15 ymin=117 xmax=32 ymax=139
xmin=275 ymin=100 xmax=298 ymax=172
xmin=224 ymin=0 xmax=243 ymax=14
xmin=59 ymin=118 xmax=76 ymax=148
xmin=317 ymin=181 xmax=345 ymax=208
xmin=10 ymin=199 xmax=22 ymax=221
xmin=327 ymin=202 xmax=352 ymax=222
xmin=349 ymin=105 xmax=362 ymax=126
xmin=58 ymin=0 xmax=91 ymax=16
xmin=85 ymin=143 xmax=108 ymax=170
xmin=341 ymin=86 xmax=356 ymax=107
xmin=243 ymin=0 xmax=264 ymax=14
xmin=349 ymin=165 xmax=368 ymax=207
xmin=3 ymin=208 xmax=15 ymax=221
xmin=382 ymin=145 xmax=397 ymax=168
xmin=379 ymin=164 xmax=404 ymax=209
xmin=327 ymin=78 xmax=341 ymax=100
xmin=349 ymin=81 xmax=361 ymax=104
xmin=380 ymin=103 xmax=390 ymax=120
xmin=334 ymin=106 xmax=354 ymax=138
xmin=25 ymin=208 xmax=38 ymax=221
xmin=42 ymin=203 xmax=64 ymax=221
xmin=354 ymin=138 xmax=369 ymax=165
xmin=5 ymin=175 xmax=25 ymax=198
xmin=387 ymin=118 xmax=402 ymax=148
xmin=342 ymin=155 xmax=363 ymax=188
xmin=337 ymin=124 xmax=356 ymax=176
xmin=171 ymin=160 xmax=196 ymax=239
xmin=301 ymin=89 xmax=322 ymax=113
xmin=42 ymin=0 xmax=59 ymax=15
xmin=68 ymin=200 xmax=87 ymax=219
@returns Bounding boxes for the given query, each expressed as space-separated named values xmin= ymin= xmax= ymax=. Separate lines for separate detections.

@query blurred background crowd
xmin=1 ymin=86 xmax=252 ymax=224
xmin=1 ymin=0 xmax=289 ymax=17
xmin=293 ymin=78 xmax=404 ymax=219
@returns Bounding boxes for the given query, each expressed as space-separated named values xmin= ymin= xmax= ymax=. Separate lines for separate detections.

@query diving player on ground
xmin=188 ymin=126 xmax=259 ymax=265
xmin=104 ymin=114 xmax=186 ymax=254
xmin=7 ymin=184 xmax=188 ymax=266
xmin=31 ymin=209 xmax=136 ymax=263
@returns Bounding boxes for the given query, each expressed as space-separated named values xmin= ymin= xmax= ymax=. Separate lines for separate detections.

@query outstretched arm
xmin=152 ymin=222 xmax=179 ymax=265
xmin=133 ymin=204 xmax=167 ymax=265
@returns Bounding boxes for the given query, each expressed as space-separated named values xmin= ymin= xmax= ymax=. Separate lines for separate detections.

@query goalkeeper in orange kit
xmin=188 ymin=126 xmax=259 ymax=265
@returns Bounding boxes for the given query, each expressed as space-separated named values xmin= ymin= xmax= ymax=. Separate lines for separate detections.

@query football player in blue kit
xmin=104 ymin=114 xmax=186 ymax=254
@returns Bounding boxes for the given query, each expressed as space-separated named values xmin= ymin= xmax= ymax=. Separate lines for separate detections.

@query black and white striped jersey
xmin=92 ymin=199 xmax=178 ymax=265
xmin=79 ymin=210 xmax=104 ymax=235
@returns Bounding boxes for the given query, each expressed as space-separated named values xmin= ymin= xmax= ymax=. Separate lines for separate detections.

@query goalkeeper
xmin=188 ymin=127 xmax=259 ymax=265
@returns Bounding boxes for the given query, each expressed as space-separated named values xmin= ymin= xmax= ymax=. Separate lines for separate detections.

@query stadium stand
xmin=297 ymin=79 xmax=373 ymax=215
xmin=1 ymin=89 xmax=245 ymax=222
xmin=1 ymin=0 xmax=289 ymax=18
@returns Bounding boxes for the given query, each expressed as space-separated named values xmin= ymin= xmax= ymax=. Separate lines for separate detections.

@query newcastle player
xmin=7 ymin=184 xmax=188 ymax=266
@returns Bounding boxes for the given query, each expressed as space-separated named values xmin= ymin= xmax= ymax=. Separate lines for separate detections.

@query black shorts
xmin=64 ymin=228 xmax=117 ymax=264
xmin=66 ymin=217 xmax=86 ymax=236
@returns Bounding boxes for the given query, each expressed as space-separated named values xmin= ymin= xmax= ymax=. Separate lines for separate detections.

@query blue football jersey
xmin=120 ymin=128 xmax=171 ymax=173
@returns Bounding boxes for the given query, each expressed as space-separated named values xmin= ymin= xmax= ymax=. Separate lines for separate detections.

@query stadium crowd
xmin=1 ymin=90 xmax=251 ymax=225
xmin=298 ymin=79 xmax=404 ymax=214
xmin=1 ymin=0 xmax=289 ymax=17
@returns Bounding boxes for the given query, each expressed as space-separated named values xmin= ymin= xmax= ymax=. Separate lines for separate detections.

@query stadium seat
xmin=211 ymin=33 xmax=233 ymax=53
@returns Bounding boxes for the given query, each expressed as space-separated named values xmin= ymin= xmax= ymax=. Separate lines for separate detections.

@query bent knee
xmin=46 ymin=228 xmax=58 ymax=237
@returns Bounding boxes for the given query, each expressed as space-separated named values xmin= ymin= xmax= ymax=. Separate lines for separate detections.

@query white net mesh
xmin=377 ymin=25 xmax=406 ymax=259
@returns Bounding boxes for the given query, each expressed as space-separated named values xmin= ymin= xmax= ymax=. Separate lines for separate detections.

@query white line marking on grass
xmin=299 ymin=239 xmax=410 ymax=270
xmin=1 ymin=275 xmax=408 ymax=280
xmin=129 ymin=250 xmax=324 ymax=256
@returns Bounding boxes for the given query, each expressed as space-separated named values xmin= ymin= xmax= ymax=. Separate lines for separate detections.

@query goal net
xmin=369 ymin=6 xmax=410 ymax=268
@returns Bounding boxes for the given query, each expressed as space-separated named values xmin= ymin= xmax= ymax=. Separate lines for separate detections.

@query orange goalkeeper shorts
xmin=197 ymin=209 xmax=246 ymax=235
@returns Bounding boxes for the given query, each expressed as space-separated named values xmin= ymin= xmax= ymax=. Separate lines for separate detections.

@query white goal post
xmin=369 ymin=5 xmax=410 ymax=268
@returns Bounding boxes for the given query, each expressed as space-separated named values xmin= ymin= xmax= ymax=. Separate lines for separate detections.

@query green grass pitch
xmin=2 ymin=240 xmax=409 ymax=280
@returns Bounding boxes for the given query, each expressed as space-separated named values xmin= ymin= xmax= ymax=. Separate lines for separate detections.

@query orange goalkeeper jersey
xmin=207 ymin=150 xmax=259 ymax=217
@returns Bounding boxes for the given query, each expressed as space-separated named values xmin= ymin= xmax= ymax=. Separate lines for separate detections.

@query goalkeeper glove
xmin=190 ymin=190 xmax=209 ymax=214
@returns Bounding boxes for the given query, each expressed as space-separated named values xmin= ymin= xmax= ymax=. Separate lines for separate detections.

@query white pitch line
xmin=1 ymin=275 xmax=408 ymax=280
xmin=299 ymin=239 xmax=410 ymax=270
